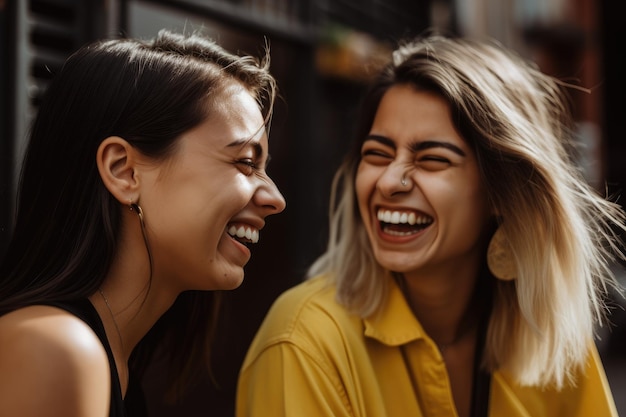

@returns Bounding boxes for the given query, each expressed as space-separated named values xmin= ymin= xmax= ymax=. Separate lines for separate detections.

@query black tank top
xmin=45 ymin=299 xmax=146 ymax=417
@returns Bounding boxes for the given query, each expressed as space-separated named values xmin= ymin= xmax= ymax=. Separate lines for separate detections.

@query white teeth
xmin=228 ymin=225 xmax=259 ymax=244
xmin=376 ymin=209 xmax=432 ymax=226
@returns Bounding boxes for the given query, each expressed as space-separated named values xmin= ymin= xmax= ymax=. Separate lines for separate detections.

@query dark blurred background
xmin=1 ymin=0 xmax=624 ymax=415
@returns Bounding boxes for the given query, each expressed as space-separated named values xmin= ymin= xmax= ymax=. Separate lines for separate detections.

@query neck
xmin=98 ymin=288 xmax=125 ymax=353
xmin=396 ymin=270 xmax=482 ymax=349
xmin=435 ymin=315 xmax=479 ymax=354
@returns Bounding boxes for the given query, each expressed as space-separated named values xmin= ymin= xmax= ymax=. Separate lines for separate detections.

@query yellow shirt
xmin=237 ymin=275 xmax=618 ymax=417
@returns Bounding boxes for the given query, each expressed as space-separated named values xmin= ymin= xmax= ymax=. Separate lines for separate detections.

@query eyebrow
xmin=227 ymin=138 xmax=264 ymax=159
xmin=364 ymin=134 xmax=466 ymax=157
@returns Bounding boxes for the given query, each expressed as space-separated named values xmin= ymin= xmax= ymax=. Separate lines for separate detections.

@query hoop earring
xmin=487 ymin=226 xmax=516 ymax=281
xmin=129 ymin=202 xmax=144 ymax=223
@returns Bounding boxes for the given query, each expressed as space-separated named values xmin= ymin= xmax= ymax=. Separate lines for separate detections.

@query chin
xmin=374 ymin=252 xmax=417 ymax=273
xmin=222 ymin=278 xmax=245 ymax=290
xmin=216 ymin=269 xmax=246 ymax=290
xmin=188 ymin=270 xmax=244 ymax=291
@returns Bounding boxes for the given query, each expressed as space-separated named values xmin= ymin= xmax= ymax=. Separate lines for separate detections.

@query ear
xmin=97 ymin=136 xmax=139 ymax=204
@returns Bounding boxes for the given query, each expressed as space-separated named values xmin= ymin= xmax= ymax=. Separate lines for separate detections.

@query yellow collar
xmin=363 ymin=277 xmax=427 ymax=346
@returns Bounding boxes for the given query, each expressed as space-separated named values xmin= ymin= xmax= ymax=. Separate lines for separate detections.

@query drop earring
xmin=129 ymin=200 xmax=153 ymax=272
xmin=487 ymin=226 xmax=517 ymax=281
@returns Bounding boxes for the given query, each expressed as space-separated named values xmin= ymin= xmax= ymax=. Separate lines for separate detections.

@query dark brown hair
xmin=0 ymin=29 xmax=276 ymax=396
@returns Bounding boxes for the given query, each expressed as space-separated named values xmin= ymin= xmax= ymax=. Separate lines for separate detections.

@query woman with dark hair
xmin=237 ymin=34 xmax=625 ymax=417
xmin=0 ymin=29 xmax=285 ymax=417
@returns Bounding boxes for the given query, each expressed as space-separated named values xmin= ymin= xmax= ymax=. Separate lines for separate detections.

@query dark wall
xmin=599 ymin=0 xmax=626 ymax=355
xmin=601 ymin=0 xmax=626 ymax=214
xmin=0 ymin=0 xmax=15 ymax=260
xmin=0 ymin=0 xmax=110 ymax=259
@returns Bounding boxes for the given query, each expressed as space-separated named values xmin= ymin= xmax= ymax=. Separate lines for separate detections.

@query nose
xmin=377 ymin=162 xmax=412 ymax=198
xmin=254 ymin=176 xmax=286 ymax=216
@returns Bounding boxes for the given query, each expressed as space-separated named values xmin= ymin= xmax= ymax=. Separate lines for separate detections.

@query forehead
xmin=167 ymin=85 xmax=267 ymax=160
xmin=376 ymin=85 xmax=450 ymax=120
xmin=208 ymin=85 xmax=267 ymax=146
xmin=210 ymin=83 xmax=262 ymax=124
xmin=370 ymin=85 xmax=463 ymax=144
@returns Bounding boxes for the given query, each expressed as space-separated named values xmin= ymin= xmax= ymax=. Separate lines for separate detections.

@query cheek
xmin=355 ymin=167 xmax=373 ymax=215
xmin=462 ymin=174 xmax=491 ymax=217
xmin=444 ymin=183 xmax=491 ymax=229
xmin=355 ymin=163 xmax=378 ymax=199
xmin=420 ymin=173 xmax=484 ymax=219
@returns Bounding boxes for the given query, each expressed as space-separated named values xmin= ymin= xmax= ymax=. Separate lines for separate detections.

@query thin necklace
xmin=98 ymin=288 xmax=125 ymax=352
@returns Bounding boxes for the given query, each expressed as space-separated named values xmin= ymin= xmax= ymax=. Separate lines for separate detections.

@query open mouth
xmin=377 ymin=208 xmax=433 ymax=236
xmin=227 ymin=224 xmax=259 ymax=245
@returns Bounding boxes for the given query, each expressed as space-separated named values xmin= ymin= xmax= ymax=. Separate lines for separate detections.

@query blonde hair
xmin=307 ymin=34 xmax=626 ymax=389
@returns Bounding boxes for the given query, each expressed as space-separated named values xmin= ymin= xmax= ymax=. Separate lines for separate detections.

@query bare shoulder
xmin=0 ymin=305 xmax=111 ymax=417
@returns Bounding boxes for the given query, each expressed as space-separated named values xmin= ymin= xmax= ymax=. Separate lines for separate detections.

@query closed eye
xmin=361 ymin=149 xmax=393 ymax=165
xmin=237 ymin=158 xmax=259 ymax=175
xmin=418 ymin=156 xmax=451 ymax=171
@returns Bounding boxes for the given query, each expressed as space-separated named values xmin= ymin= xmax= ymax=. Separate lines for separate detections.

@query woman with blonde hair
xmin=237 ymin=34 xmax=625 ymax=417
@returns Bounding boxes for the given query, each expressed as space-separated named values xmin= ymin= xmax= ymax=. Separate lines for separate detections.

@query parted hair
xmin=307 ymin=34 xmax=626 ymax=388
xmin=0 ymin=29 xmax=276 ymax=395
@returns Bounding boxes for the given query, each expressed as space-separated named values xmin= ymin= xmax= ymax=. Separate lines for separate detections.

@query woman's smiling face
xmin=137 ymin=83 xmax=286 ymax=292
xmin=356 ymin=84 xmax=492 ymax=278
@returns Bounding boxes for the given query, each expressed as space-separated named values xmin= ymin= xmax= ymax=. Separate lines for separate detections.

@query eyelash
xmin=361 ymin=150 xmax=451 ymax=166
xmin=237 ymin=158 xmax=259 ymax=175
xmin=420 ymin=155 xmax=450 ymax=163
xmin=362 ymin=149 xmax=391 ymax=159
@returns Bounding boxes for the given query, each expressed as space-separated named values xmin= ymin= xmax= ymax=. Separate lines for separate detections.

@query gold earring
xmin=487 ymin=226 xmax=516 ymax=281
